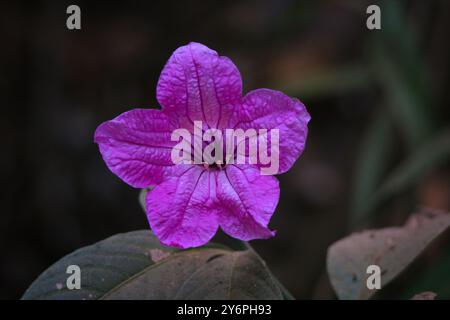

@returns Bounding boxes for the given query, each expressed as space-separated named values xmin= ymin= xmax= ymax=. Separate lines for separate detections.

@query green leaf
xmin=350 ymin=109 xmax=394 ymax=226
xmin=22 ymin=230 xmax=287 ymax=300
xmin=372 ymin=42 xmax=431 ymax=148
xmin=327 ymin=209 xmax=450 ymax=300
xmin=375 ymin=129 xmax=450 ymax=204
xmin=371 ymin=0 xmax=432 ymax=148
xmin=353 ymin=128 xmax=450 ymax=225
xmin=402 ymin=251 xmax=450 ymax=300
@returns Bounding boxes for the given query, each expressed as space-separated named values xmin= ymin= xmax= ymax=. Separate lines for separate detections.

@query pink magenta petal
xmin=146 ymin=166 xmax=219 ymax=248
xmin=216 ymin=165 xmax=279 ymax=241
xmin=232 ymin=89 xmax=310 ymax=174
xmin=94 ymin=108 xmax=177 ymax=188
xmin=157 ymin=42 xmax=242 ymax=129
xmin=94 ymin=43 xmax=311 ymax=248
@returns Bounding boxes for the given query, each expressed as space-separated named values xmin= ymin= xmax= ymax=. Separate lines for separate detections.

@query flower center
xmin=203 ymin=161 xmax=224 ymax=170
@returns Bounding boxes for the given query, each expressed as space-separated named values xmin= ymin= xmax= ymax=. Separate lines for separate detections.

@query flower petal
xmin=157 ymin=42 xmax=242 ymax=129
xmin=146 ymin=166 xmax=219 ymax=248
xmin=232 ymin=89 xmax=310 ymax=174
xmin=94 ymin=108 xmax=177 ymax=188
xmin=216 ymin=165 xmax=279 ymax=241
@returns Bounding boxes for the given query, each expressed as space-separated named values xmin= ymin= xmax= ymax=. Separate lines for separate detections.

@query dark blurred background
xmin=1 ymin=0 xmax=450 ymax=299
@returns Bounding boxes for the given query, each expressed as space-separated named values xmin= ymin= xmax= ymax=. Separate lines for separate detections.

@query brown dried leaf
xmin=327 ymin=208 xmax=450 ymax=300
xmin=411 ymin=292 xmax=437 ymax=300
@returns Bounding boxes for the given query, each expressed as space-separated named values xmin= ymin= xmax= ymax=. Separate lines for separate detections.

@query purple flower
xmin=94 ymin=42 xmax=310 ymax=248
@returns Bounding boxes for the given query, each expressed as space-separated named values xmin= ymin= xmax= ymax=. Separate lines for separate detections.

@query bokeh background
xmin=1 ymin=0 xmax=450 ymax=299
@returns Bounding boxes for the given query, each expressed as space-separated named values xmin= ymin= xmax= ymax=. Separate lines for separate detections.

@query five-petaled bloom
xmin=94 ymin=42 xmax=310 ymax=248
